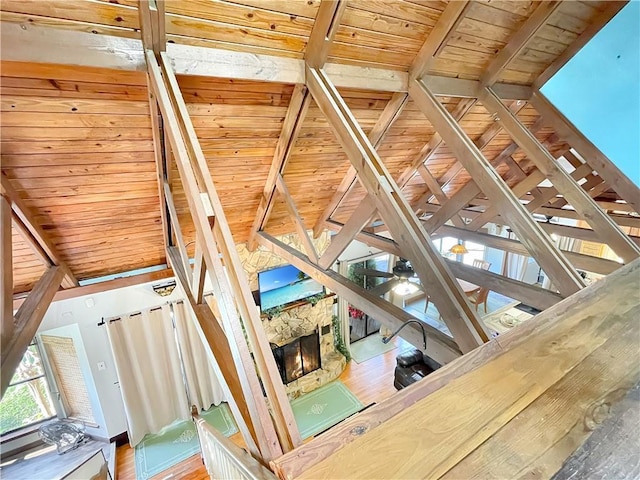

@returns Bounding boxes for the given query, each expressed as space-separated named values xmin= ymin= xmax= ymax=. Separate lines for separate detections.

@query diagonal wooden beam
xmin=530 ymin=90 xmax=640 ymax=214
xmin=275 ymin=174 xmax=318 ymax=263
xmin=307 ymin=66 xmax=488 ymax=352
xmin=480 ymin=87 xmax=640 ymax=263
xmin=410 ymin=0 xmax=472 ymax=79
xmin=312 ymin=92 xmax=409 ymax=237
xmin=1 ymin=266 xmax=64 ymax=398
xmin=258 ymin=232 xmax=462 ymax=365
xmin=305 ymin=0 xmax=347 ymax=69
xmin=317 ymin=197 xmax=378 ymax=269
xmin=480 ymin=1 xmax=562 ymax=87
xmin=415 ymin=114 xmax=546 ymax=222
xmin=167 ymin=246 xmax=260 ymax=458
xmin=149 ymin=51 xmax=301 ymax=457
xmin=248 ymin=85 xmax=311 ymax=250
xmin=409 ymin=78 xmax=585 ymax=297
xmin=1 ymin=174 xmax=77 ymax=289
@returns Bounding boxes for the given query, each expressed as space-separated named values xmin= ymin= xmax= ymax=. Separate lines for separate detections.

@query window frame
xmin=0 ymin=339 xmax=58 ymax=438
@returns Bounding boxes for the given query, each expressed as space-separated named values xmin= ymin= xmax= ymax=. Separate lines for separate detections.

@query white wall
xmin=37 ymin=279 xmax=184 ymax=439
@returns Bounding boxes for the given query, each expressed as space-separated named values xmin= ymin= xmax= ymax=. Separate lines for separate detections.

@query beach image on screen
xmin=259 ymin=265 xmax=324 ymax=311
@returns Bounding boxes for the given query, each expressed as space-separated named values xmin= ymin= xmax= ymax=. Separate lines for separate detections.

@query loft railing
xmin=192 ymin=408 xmax=278 ymax=480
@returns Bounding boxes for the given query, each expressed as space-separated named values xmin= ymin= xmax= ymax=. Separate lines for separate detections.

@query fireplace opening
xmin=271 ymin=330 xmax=321 ymax=384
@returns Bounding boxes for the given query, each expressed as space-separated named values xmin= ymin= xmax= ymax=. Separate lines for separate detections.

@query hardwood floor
xmin=115 ymin=335 xmax=409 ymax=479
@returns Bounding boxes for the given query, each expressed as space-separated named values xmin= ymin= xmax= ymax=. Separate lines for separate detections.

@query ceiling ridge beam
xmin=312 ymin=92 xmax=409 ymax=238
xmin=480 ymin=0 xmax=562 ymax=87
xmin=479 ymin=87 xmax=640 ymax=263
xmin=248 ymin=85 xmax=311 ymax=251
xmin=409 ymin=78 xmax=585 ymax=297
xmin=1 ymin=174 xmax=78 ymax=289
xmin=530 ymin=90 xmax=640 ymax=214
xmin=307 ymin=66 xmax=488 ymax=352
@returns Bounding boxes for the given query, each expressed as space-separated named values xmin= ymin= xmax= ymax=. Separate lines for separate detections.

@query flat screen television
xmin=258 ymin=264 xmax=324 ymax=312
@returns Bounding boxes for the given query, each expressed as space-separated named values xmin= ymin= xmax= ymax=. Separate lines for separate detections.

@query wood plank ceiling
xmin=1 ymin=0 xmax=636 ymax=294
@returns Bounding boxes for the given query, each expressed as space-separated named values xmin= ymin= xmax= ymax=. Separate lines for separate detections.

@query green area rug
xmin=350 ymin=334 xmax=397 ymax=364
xmin=134 ymin=403 xmax=237 ymax=480
xmin=291 ymin=380 xmax=364 ymax=440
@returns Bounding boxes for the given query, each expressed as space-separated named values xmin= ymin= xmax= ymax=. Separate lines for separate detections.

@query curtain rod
xmin=97 ymin=301 xmax=181 ymax=327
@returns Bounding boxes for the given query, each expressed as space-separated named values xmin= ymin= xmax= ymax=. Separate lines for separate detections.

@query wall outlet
xmin=97 ymin=362 xmax=106 ymax=371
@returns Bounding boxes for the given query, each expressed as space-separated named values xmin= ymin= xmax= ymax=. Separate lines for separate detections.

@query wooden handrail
xmin=192 ymin=410 xmax=278 ymax=480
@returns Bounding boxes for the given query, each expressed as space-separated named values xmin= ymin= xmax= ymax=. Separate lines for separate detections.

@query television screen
xmin=258 ymin=264 xmax=324 ymax=312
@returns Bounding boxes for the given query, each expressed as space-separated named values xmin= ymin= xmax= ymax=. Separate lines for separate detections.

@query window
xmin=0 ymin=341 xmax=56 ymax=435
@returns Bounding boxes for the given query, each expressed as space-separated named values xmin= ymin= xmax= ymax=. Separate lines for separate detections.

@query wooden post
xmin=409 ymin=78 xmax=585 ymax=297
xmin=306 ymin=66 xmax=488 ymax=352
xmin=1 ymin=194 xmax=13 ymax=345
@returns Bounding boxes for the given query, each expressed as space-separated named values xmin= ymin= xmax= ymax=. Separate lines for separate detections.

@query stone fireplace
xmin=236 ymin=232 xmax=347 ymax=399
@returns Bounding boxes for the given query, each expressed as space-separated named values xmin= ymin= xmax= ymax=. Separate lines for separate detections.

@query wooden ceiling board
xmin=11 ymin=227 xmax=46 ymax=294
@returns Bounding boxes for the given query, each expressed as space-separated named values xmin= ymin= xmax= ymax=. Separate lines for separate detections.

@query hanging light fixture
xmin=393 ymin=280 xmax=419 ymax=296
xmin=449 ymin=242 xmax=468 ymax=255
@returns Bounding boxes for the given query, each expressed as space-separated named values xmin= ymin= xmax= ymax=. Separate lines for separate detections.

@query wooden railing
xmin=193 ymin=410 xmax=278 ymax=480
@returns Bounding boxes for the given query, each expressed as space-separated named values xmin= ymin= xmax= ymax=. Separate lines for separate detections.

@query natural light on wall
xmin=541 ymin=1 xmax=640 ymax=186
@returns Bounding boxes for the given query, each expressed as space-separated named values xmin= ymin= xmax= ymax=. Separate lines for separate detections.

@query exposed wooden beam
xmin=1 ymin=194 xmax=13 ymax=346
xmin=258 ymin=233 xmax=462 ymax=365
xmin=479 ymin=87 xmax=640 ymax=264
xmin=1 ymin=266 xmax=64 ymax=398
xmin=413 ymin=101 xmax=529 ymax=212
xmin=149 ymin=50 xmax=301 ymax=456
xmin=324 ymin=220 xmax=562 ymax=311
xmin=248 ymin=85 xmax=311 ymax=250
xmin=317 ymin=198 xmax=378 ymax=269
xmin=167 ymin=246 xmax=260 ymax=458
xmin=138 ymin=0 xmax=166 ymax=54
xmin=443 ymin=259 xmax=562 ymax=311
xmin=313 ymin=92 xmax=409 ymax=237
xmin=423 ymin=75 xmax=532 ymax=100
xmin=410 ymin=0 xmax=472 ymax=79
xmin=307 ymin=66 xmax=488 ymax=352
xmin=534 ymin=1 xmax=629 ymax=89
xmin=324 ymin=220 xmax=402 ymax=256
xmin=539 ymin=222 xmax=640 ymax=248
xmin=530 ymin=91 xmax=640 ymax=214
xmin=275 ymin=174 xmax=318 ymax=263
xmin=480 ymin=1 xmax=562 ymax=86
xmin=163 ymin=182 xmax=192 ymax=281
xmin=409 ymin=78 xmax=585 ymax=297
xmin=12 ymin=268 xmax=174 ymax=311
xmin=305 ymin=0 xmax=347 ymax=69
xmin=1 ymin=174 xmax=77 ymax=289
xmin=436 ymin=225 xmax=622 ymax=276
